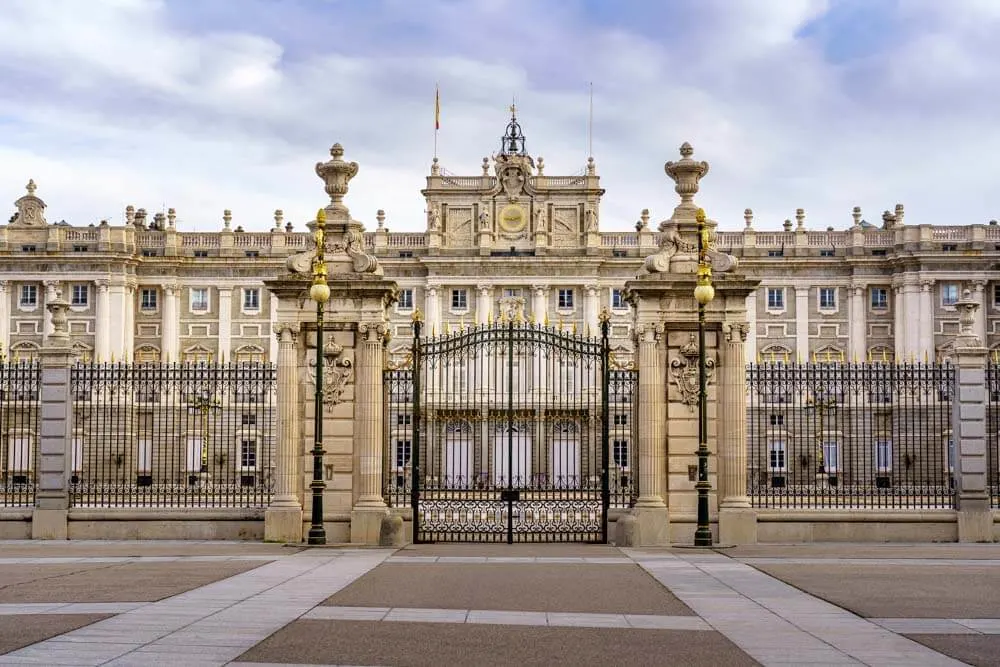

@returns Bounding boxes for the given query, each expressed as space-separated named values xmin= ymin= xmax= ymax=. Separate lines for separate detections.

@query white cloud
xmin=0 ymin=0 xmax=998 ymax=235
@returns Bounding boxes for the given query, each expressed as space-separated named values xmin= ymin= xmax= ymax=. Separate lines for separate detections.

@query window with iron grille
xmin=870 ymin=287 xmax=888 ymax=309
xmin=140 ymin=288 xmax=157 ymax=310
xmin=240 ymin=439 xmax=258 ymax=470
xmin=941 ymin=283 xmax=959 ymax=306
xmin=613 ymin=440 xmax=629 ymax=469
xmin=243 ymin=288 xmax=260 ymax=310
xmin=451 ymin=289 xmax=467 ymax=310
xmin=20 ymin=284 xmax=37 ymax=307
xmin=71 ymin=284 xmax=88 ymax=307
xmin=875 ymin=440 xmax=892 ymax=472
xmin=768 ymin=440 xmax=786 ymax=472
xmin=395 ymin=439 xmax=412 ymax=468
xmin=398 ymin=289 xmax=413 ymax=310
xmin=241 ymin=413 xmax=257 ymax=426
xmin=558 ymin=289 xmax=574 ymax=309
xmin=818 ymin=287 xmax=836 ymax=310
xmin=614 ymin=414 xmax=628 ymax=426
xmin=766 ymin=288 xmax=784 ymax=310
xmin=191 ymin=288 xmax=209 ymax=311
xmin=769 ymin=414 xmax=784 ymax=426
xmin=822 ymin=440 xmax=840 ymax=473
xmin=396 ymin=413 xmax=411 ymax=426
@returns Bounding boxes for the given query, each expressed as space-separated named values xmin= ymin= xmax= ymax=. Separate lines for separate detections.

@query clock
xmin=499 ymin=205 xmax=527 ymax=234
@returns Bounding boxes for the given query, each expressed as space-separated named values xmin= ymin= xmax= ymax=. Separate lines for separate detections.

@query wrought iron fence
xmin=0 ymin=360 xmax=40 ymax=507
xmin=69 ymin=362 xmax=277 ymax=508
xmin=383 ymin=367 xmax=414 ymax=509
xmin=747 ymin=362 xmax=954 ymax=509
xmin=988 ymin=360 xmax=999 ymax=508
xmin=609 ymin=368 xmax=638 ymax=509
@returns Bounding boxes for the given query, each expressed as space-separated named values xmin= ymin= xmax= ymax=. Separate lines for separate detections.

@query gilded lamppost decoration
xmin=693 ymin=207 xmax=716 ymax=547
xmin=308 ymin=207 xmax=331 ymax=545
xmin=188 ymin=391 xmax=221 ymax=487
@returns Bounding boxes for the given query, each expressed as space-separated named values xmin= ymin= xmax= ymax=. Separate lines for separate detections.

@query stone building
xmin=1 ymin=114 xmax=998 ymax=370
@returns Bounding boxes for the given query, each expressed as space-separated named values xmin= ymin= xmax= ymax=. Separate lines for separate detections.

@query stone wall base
xmin=264 ymin=507 xmax=304 ymax=543
xmin=617 ymin=507 xmax=670 ymax=546
xmin=958 ymin=509 xmax=995 ymax=543
xmin=757 ymin=510 xmax=961 ymax=543
xmin=31 ymin=508 xmax=68 ymax=540
xmin=718 ymin=508 xmax=757 ymax=545
xmin=351 ymin=507 xmax=389 ymax=545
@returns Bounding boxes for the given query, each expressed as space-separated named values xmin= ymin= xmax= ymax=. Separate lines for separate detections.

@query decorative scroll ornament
xmin=307 ymin=339 xmax=353 ymax=409
xmin=498 ymin=295 xmax=526 ymax=323
xmin=11 ymin=179 xmax=47 ymax=227
xmin=669 ymin=333 xmax=715 ymax=411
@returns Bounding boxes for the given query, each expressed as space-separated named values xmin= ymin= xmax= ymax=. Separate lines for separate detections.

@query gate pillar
xmin=622 ymin=142 xmax=760 ymax=545
xmin=265 ymin=143 xmax=398 ymax=544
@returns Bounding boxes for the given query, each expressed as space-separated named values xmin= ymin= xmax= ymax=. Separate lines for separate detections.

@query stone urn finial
xmin=315 ymin=142 xmax=360 ymax=217
xmin=954 ymin=288 xmax=982 ymax=348
xmin=47 ymin=288 xmax=70 ymax=346
xmin=664 ymin=142 xmax=709 ymax=210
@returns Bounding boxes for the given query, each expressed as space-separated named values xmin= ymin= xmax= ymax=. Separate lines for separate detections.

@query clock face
xmin=499 ymin=205 xmax=527 ymax=233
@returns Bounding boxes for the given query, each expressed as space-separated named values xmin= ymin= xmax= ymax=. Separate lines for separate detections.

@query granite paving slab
xmin=0 ymin=614 xmax=110 ymax=655
xmin=235 ymin=619 xmax=761 ymax=667
xmin=0 ymin=540 xmax=300 ymax=558
xmin=905 ymin=634 xmax=1000 ymax=667
xmin=324 ymin=562 xmax=695 ymax=615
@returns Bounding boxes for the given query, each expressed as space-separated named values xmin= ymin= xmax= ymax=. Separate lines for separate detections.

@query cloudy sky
xmin=1 ymin=0 xmax=998 ymax=233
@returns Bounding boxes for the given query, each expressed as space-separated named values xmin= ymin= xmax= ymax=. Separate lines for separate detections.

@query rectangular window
xmin=243 ymin=288 xmax=260 ymax=310
xmin=396 ymin=413 xmax=412 ymax=426
xmin=451 ymin=289 xmax=467 ymax=310
xmin=612 ymin=250 xmax=627 ymax=258
xmin=613 ymin=440 xmax=629 ymax=469
xmin=994 ymin=285 xmax=1000 ymax=308
xmin=819 ymin=249 xmax=835 ymax=257
xmin=398 ymin=251 xmax=413 ymax=258
xmin=941 ymin=283 xmax=959 ymax=306
xmin=769 ymin=414 xmax=784 ymax=426
xmin=140 ymin=288 xmax=157 ymax=310
xmin=875 ymin=439 xmax=892 ymax=472
xmin=870 ymin=287 xmax=888 ymax=309
xmin=398 ymin=289 xmax=414 ymax=310
xmin=766 ymin=288 xmax=784 ymax=310
xmin=822 ymin=440 xmax=840 ymax=474
xmin=73 ymin=245 xmax=89 ymax=253
xmin=185 ymin=437 xmax=203 ymax=472
xmin=614 ymin=414 xmax=628 ymax=426
xmin=193 ymin=250 xmax=209 ymax=258
xmin=240 ymin=439 xmax=258 ymax=470
xmin=946 ymin=437 xmax=955 ymax=473
xmin=768 ymin=440 xmax=786 ymax=472
xmin=136 ymin=439 xmax=152 ymax=473
xmin=818 ymin=287 xmax=836 ymax=310
xmin=21 ymin=245 xmax=36 ymax=252
xmin=767 ymin=250 xmax=784 ymax=258
xmin=241 ymin=413 xmax=257 ymax=426
xmin=191 ymin=288 xmax=209 ymax=311
xmin=141 ymin=249 xmax=159 ymax=257
xmin=612 ymin=289 xmax=626 ymax=309
xmin=558 ymin=289 xmax=574 ymax=309
xmin=245 ymin=251 xmax=259 ymax=258
xmin=502 ymin=288 xmax=523 ymax=298
xmin=71 ymin=284 xmax=89 ymax=307
xmin=20 ymin=284 xmax=37 ymax=307
xmin=395 ymin=439 xmax=412 ymax=468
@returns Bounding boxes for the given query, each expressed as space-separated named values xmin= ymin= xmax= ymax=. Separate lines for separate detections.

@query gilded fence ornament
xmin=306 ymin=339 xmax=353 ymax=409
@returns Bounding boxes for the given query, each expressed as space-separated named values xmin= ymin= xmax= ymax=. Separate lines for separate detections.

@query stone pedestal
xmin=34 ymin=316 xmax=74 ymax=540
xmin=264 ymin=508 xmax=303 ymax=543
xmin=718 ymin=508 xmax=757 ymax=545
xmin=351 ymin=507 xmax=390 ymax=545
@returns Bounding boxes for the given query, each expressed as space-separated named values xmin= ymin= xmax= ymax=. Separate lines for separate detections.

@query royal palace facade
xmin=2 ymin=118 xmax=1000 ymax=368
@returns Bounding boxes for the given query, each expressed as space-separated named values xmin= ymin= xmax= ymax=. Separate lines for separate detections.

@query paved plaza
xmin=0 ymin=541 xmax=997 ymax=666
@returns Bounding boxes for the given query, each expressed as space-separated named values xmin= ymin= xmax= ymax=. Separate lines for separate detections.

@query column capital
xmin=95 ymin=279 xmax=109 ymax=293
xmin=635 ymin=321 xmax=663 ymax=343
xmin=0 ymin=280 xmax=9 ymax=293
xmin=358 ymin=321 xmax=388 ymax=341
xmin=722 ymin=320 xmax=750 ymax=343
xmin=217 ymin=286 xmax=233 ymax=296
xmin=973 ymin=281 xmax=986 ymax=294
xmin=531 ymin=284 xmax=547 ymax=295
xmin=164 ymin=282 xmax=180 ymax=296
xmin=921 ymin=280 xmax=934 ymax=291
xmin=476 ymin=284 xmax=492 ymax=295
xmin=426 ymin=283 xmax=441 ymax=294
xmin=273 ymin=322 xmax=301 ymax=342
xmin=584 ymin=284 xmax=599 ymax=295
xmin=794 ymin=285 xmax=810 ymax=297
xmin=125 ymin=278 xmax=138 ymax=293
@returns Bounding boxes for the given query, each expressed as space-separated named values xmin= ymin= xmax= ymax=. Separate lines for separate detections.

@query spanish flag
xmin=434 ymin=85 xmax=441 ymax=130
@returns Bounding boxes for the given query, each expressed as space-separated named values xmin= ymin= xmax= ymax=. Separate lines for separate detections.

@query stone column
xmin=973 ymin=282 xmax=987 ymax=346
xmin=902 ymin=281 xmax=920 ymax=360
xmin=425 ymin=283 xmax=441 ymax=336
xmin=268 ymin=291 xmax=279 ymax=363
xmin=849 ymin=285 xmax=866 ymax=362
xmin=794 ymin=286 xmax=809 ymax=361
xmin=531 ymin=284 xmax=547 ymax=324
xmin=265 ymin=322 xmax=303 ymax=543
xmin=108 ymin=280 xmax=127 ymax=359
xmin=33 ymin=292 xmax=73 ymax=539
xmin=95 ymin=280 xmax=110 ymax=362
xmin=951 ymin=290 xmax=991 ymax=542
xmin=718 ymin=321 xmax=755 ymax=544
xmin=124 ymin=279 xmax=137 ymax=361
xmin=631 ymin=322 xmax=669 ymax=545
xmin=584 ymin=284 xmax=600 ymax=337
xmin=919 ymin=281 xmax=934 ymax=361
xmin=218 ymin=286 xmax=232 ymax=361
xmin=531 ymin=285 xmax=548 ymax=398
xmin=162 ymin=283 xmax=179 ymax=363
xmin=893 ymin=285 xmax=905 ymax=362
xmin=476 ymin=284 xmax=492 ymax=325
xmin=42 ymin=280 xmax=59 ymax=343
xmin=745 ymin=290 xmax=757 ymax=364
xmin=351 ymin=322 xmax=389 ymax=544
xmin=0 ymin=281 xmax=10 ymax=357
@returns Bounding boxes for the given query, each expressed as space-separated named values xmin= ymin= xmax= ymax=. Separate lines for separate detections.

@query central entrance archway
xmin=384 ymin=314 xmax=637 ymax=543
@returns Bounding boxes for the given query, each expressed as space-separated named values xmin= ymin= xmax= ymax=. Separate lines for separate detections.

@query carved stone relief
xmin=668 ymin=333 xmax=715 ymax=411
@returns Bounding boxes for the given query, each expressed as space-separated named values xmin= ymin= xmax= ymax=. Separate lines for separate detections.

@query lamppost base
xmin=306 ymin=528 xmax=327 ymax=545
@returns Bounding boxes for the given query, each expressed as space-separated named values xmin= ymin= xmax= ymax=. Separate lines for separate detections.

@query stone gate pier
xmin=622 ymin=143 xmax=760 ymax=546
xmin=264 ymin=144 xmax=397 ymax=544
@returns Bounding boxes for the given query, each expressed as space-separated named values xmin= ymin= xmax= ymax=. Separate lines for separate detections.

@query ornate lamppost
xmin=307 ymin=207 xmax=331 ymax=545
xmin=693 ymin=208 xmax=715 ymax=546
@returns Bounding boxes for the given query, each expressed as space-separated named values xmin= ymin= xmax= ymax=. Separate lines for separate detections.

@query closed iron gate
xmin=385 ymin=313 xmax=620 ymax=543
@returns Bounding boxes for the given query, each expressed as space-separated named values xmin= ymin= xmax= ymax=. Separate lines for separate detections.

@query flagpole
xmin=434 ymin=84 xmax=440 ymax=160
xmin=588 ymin=81 xmax=594 ymax=159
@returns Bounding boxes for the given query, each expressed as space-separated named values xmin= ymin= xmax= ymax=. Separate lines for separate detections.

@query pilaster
xmin=162 ymin=283 xmax=180 ymax=363
xmin=95 ymin=280 xmax=110 ymax=361
xmin=718 ymin=320 xmax=756 ymax=544
xmin=265 ymin=322 xmax=303 ymax=543
xmin=218 ymin=286 xmax=233 ymax=361
xmin=849 ymin=285 xmax=866 ymax=362
xmin=0 ymin=280 xmax=10 ymax=356
xmin=351 ymin=321 xmax=389 ymax=544
xmin=794 ymin=286 xmax=809 ymax=362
